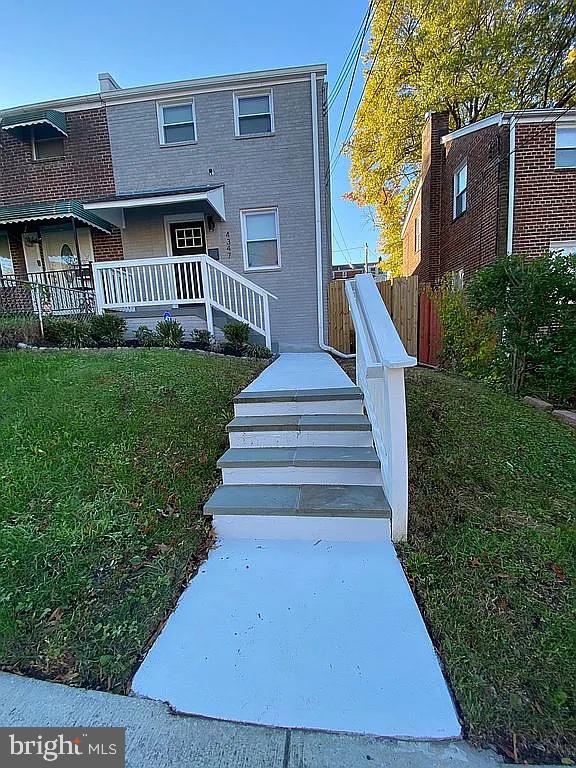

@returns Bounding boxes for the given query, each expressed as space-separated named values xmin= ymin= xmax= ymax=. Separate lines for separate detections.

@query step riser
xmin=213 ymin=514 xmax=391 ymax=542
xmin=221 ymin=467 xmax=382 ymax=486
xmin=234 ymin=401 xmax=364 ymax=417
xmin=228 ymin=430 xmax=373 ymax=448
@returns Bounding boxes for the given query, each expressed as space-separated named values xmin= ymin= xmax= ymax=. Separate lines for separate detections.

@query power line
xmin=327 ymin=4 xmax=375 ymax=111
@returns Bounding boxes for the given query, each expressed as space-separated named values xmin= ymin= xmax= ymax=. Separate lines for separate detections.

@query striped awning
xmin=0 ymin=200 xmax=115 ymax=234
xmin=1 ymin=109 xmax=68 ymax=136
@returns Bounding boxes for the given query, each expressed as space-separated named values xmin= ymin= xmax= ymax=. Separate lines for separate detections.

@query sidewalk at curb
xmin=0 ymin=673 xmax=560 ymax=768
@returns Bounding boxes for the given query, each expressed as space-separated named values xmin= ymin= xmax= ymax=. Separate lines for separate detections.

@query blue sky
xmin=0 ymin=0 xmax=379 ymax=266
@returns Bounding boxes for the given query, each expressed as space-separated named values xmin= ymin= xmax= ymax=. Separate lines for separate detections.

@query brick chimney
xmin=420 ymin=111 xmax=449 ymax=284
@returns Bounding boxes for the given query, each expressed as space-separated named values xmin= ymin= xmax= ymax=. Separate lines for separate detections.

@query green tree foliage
xmin=348 ymin=0 xmax=576 ymax=273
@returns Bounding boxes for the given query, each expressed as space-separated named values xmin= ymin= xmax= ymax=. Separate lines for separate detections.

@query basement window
xmin=32 ymin=125 xmax=65 ymax=160
xmin=555 ymin=125 xmax=576 ymax=168
xmin=453 ymin=162 xmax=467 ymax=219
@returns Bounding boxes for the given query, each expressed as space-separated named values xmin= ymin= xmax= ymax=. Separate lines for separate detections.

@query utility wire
xmin=327 ymin=4 xmax=375 ymax=111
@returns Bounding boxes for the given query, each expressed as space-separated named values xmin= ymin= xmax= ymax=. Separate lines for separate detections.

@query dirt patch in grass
xmin=0 ymin=349 xmax=265 ymax=692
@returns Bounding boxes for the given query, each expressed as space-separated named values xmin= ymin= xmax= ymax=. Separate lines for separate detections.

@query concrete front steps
xmin=207 ymin=384 xmax=391 ymax=541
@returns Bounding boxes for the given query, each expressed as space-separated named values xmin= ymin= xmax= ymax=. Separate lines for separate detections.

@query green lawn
xmin=399 ymin=367 xmax=575 ymax=764
xmin=0 ymin=350 xmax=265 ymax=692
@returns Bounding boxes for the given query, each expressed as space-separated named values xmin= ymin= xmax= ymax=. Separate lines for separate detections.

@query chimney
xmin=420 ymin=111 xmax=449 ymax=284
xmin=98 ymin=73 xmax=121 ymax=92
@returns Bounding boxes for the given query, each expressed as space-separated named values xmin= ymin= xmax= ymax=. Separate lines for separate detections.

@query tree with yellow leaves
xmin=347 ymin=0 xmax=576 ymax=275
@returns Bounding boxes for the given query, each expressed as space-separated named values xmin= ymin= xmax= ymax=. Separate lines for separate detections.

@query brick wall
xmin=438 ymin=123 xmax=509 ymax=280
xmin=419 ymin=112 xmax=449 ymax=283
xmin=402 ymin=187 xmax=422 ymax=276
xmin=0 ymin=107 xmax=122 ymax=264
xmin=512 ymin=122 xmax=576 ymax=254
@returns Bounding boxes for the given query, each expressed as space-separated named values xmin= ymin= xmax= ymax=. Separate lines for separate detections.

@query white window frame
xmin=157 ymin=98 xmax=198 ymax=146
xmin=414 ymin=213 xmax=421 ymax=253
xmin=233 ymin=90 xmax=274 ymax=138
xmin=163 ymin=213 xmax=206 ymax=255
xmin=0 ymin=230 xmax=14 ymax=276
xmin=240 ymin=207 xmax=281 ymax=272
xmin=555 ymin=124 xmax=576 ymax=169
xmin=549 ymin=240 xmax=576 ymax=257
xmin=31 ymin=126 xmax=65 ymax=161
xmin=453 ymin=161 xmax=468 ymax=219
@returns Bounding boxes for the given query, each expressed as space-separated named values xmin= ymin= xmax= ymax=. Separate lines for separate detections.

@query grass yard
xmin=399 ymin=367 xmax=575 ymax=764
xmin=0 ymin=349 xmax=265 ymax=692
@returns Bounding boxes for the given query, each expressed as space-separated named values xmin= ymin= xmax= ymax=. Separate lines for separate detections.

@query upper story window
xmin=555 ymin=125 xmax=576 ymax=168
xmin=234 ymin=91 xmax=274 ymax=137
xmin=414 ymin=214 xmax=421 ymax=252
xmin=453 ymin=162 xmax=467 ymax=219
xmin=158 ymin=100 xmax=197 ymax=145
xmin=32 ymin=125 xmax=65 ymax=160
xmin=241 ymin=208 xmax=281 ymax=270
xmin=0 ymin=231 xmax=14 ymax=276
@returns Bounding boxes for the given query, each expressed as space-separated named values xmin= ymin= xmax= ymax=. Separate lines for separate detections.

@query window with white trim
xmin=32 ymin=125 xmax=65 ymax=160
xmin=158 ymin=101 xmax=196 ymax=145
xmin=0 ymin=230 xmax=14 ymax=276
xmin=453 ymin=162 xmax=467 ymax=218
xmin=555 ymin=125 xmax=576 ymax=168
xmin=241 ymin=209 xmax=280 ymax=270
xmin=550 ymin=240 xmax=576 ymax=257
xmin=414 ymin=214 xmax=421 ymax=252
xmin=234 ymin=92 xmax=273 ymax=137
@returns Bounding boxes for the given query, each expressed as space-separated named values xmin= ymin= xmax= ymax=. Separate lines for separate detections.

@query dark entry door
xmin=170 ymin=221 xmax=206 ymax=256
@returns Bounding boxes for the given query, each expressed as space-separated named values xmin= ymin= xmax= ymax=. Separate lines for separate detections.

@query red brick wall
xmin=438 ymin=123 xmax=509 ymax=280
xmin=0 ymin=107 xmax=122 ymax=264
xmin=512 ymin=122 xmax=576 ymax=254
xmin=418 ymin=112 xmax=449 ymax=283
xmin=402 ymin=188 xmax=422 ymax=276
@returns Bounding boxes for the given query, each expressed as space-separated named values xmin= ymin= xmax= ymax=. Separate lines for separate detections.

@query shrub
xmin=223 ymin=322 xmax=250 ymax=347
xmin=88 ymin=314 xmax=127 ymax=347
xmin=134 ymin=325 xmax=160 ymax=348
xmin=246 ymin=344 xmax=273 ymax=359
xmin=0 ymin=314 xmax=41 ymax=348
xmin=43 ymin=317 xmax=92 ymax=348
xmin=155 ymin=319 xmax=184 ymax=348
xmin=190 ymin=329 xmax=213 ymax=350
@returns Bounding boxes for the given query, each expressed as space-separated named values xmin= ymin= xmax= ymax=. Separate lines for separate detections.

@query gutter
xmin=506 ymin=117 xmax=517 ymax=254
xmin=310 ymin=72 xmax=355 ymax=359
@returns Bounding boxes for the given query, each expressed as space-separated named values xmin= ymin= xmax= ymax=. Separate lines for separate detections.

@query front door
xmin=169 ymin=220 xmax=206 ymax=256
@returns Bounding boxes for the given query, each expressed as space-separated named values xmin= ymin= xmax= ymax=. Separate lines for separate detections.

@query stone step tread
xmin=227 ymin=414 xmax=371 ymax=433
xmin=204 ymin=484 xmax=391 ymax=518
xmin=235 ymin=386 xmax=363 ymax=404
xmin=217 ymin=446 xmax=380 ymax=468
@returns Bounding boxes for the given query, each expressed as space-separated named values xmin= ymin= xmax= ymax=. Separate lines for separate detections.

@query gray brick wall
xmin=106 ymin=76 xmax=330 ymax=351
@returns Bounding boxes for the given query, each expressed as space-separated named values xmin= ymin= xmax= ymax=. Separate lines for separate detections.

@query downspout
xmin=506 ymin=117 xmax=516 ymax=254
xmin=310 ymin=72 xmax=355 ymax=359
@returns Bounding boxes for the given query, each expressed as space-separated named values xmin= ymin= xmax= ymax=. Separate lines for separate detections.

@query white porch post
xmin=200 ymin=258 xmax=214 ymax=334
xmin=92 ymin=262 xmax=105 ymax=314
xmin=263 ymin=294 xmax=272 ymax=349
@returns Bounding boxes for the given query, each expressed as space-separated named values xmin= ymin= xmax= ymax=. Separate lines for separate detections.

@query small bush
xmin=44 ymin=317 xmax=92 ymax=348
xmin=246 ymin=344 xmax=273 ymax=359
xmin=88 ymin=314 xmax=127 ymax=347
xmin=190 ymin=329 xmax=213 ymax=350
xmin=155 ymin=319 xmax=184 ymax=348
xmin=0 ymin=314 xmax=41 ymax=348
xmin=134 ymin=326 xmax=160 ymax=347
xmin=223 ymin=322 xmax=250 ymax=347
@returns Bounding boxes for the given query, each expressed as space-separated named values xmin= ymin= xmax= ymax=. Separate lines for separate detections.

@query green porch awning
xmin=0 ymin=200 xmax=115 ymax=234
xmin=1 ymin=108 xmax=68 ymax=136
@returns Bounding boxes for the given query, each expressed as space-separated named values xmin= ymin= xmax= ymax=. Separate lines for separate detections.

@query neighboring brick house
xmin=0 ymin=65 xmax=332 ymax=351
xmin=402 ymin=108 xmax=576 ymax=284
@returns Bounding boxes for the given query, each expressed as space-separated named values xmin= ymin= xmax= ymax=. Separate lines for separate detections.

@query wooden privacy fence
xmin=328 ymin=275 xmax=442 ymax=364
xmin=328 ymin=276 xmax=419 ymax=357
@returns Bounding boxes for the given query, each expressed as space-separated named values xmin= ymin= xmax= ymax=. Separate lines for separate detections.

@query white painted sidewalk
xmin=132 ymin=538 xmax=460 ymax=738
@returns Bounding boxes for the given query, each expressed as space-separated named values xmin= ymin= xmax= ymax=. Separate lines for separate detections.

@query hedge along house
xmin=0 ymin=65 xmax=332 ymax=351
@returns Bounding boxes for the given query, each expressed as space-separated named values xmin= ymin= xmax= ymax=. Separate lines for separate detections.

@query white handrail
xmin=92 ymin=254 xmax=276 ymax=348
xmin=345 ymin=273 xmax=417 ymax=541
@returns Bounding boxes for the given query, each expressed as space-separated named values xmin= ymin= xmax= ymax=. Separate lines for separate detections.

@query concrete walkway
xmin=0 ymin=672 xmax=537 ymax=768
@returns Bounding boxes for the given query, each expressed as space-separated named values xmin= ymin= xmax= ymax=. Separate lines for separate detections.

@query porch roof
xmin=0 ymin=200 xmax=115 ymax=234
xmin=1 ymin=109 xmax=68 ymax=136
xmin=83 ymin=185 xmax=226 ymax=227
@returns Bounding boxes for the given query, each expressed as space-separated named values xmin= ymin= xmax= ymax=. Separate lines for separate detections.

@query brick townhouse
xmin=402 ymin=108 xmax=576 ymax=284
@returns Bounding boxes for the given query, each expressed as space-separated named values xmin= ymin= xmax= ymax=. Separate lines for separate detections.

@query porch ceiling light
xmin=1 ymin=108 xmax=68 ymax=137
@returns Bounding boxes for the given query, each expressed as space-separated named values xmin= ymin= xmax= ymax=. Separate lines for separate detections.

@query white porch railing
xmin=92 ymin=254 xmax=276 ymax=348
xmin=345 ymin=273 xmax=417 ymax=541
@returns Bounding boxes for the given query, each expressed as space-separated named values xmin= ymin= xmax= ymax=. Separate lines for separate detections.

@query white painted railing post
xmin=200 ymin=258 xmax=214 ymax=335
xmin=345 ymin=274 xmax=416 ymax=542
xmin=93 ymin=263 xmax=105 ymax=314
xmin=263 ymin=294 xmax=272 ymax=350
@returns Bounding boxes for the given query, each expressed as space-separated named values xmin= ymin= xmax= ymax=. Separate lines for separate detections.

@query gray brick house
xmin=0 ymin=65 xmax=332 ymax=351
